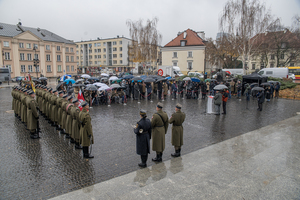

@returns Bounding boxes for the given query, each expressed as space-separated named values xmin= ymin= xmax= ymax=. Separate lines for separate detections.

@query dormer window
xmin=180 ymin=40 xmax=186 ymax=46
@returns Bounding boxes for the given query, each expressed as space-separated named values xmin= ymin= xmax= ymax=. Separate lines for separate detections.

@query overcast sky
xmin=0 ymin=0 xmax=299 ymax=45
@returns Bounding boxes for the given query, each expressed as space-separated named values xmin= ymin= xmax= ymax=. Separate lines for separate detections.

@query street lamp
xmin=33 ymin=46 xmax=39 ymax=78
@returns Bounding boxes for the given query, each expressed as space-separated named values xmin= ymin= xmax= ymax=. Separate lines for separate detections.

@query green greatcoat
xmin=45 ymin=92 xmax=51 ymax=118
xmin=169 ymin=110 xmax=186 ymax=147
xmin=65 ymin=103 xmax=73 ymax=134
xmin=151 ymin=110 xmax=169 ymax=152
xmin=11 ymin=90 xmax=15 ymax=110
xmin=71 ymin=106 xmax=80 ymax=142
xmin=56 ymin=97 xmax=63 ymax=124
xmin=50 ymin=94 xmax=58 ymax=122
xmin=26 ymin=97 xmax=39 ymax=131
xmin=61 ymin=100 xmax=68 ymax=129
xmin=40 ymin=90 xmax=45 ymax=113
xmin=35 ymin=88 xmax=40 ymax=109
xmin=21 ymin=94 xmax=28 ymax=123
xmin=79 ymin=109 xmax=94 ymax=147
xmin=18 ymin=92 xmax=22 ymax=117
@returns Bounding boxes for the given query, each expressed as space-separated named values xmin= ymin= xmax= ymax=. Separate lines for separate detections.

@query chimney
xmin=197 ymin=31 xmax=205 ymax=40
xmin=177 ymin=32 xmax=182 ymax=36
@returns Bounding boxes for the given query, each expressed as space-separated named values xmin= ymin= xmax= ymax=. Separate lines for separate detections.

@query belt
xmin=156 ymin=125 xmax=164 ymax=127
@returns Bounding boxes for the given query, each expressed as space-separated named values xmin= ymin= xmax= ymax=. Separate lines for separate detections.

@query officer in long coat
xmin=21 ymin=89 xmax=29 ymax=125
xmin=60 ymin=94 xmax=69 ymax=134
xmin=65 ymin=96 xmax=74 ymax=139
xmin=134 ymin=109 xmax=152 ymax=168
xmin=151 ymin=102 xmax=169 ymax=162
xmin=79 ymin=101 xmax=94 ymax=158
xmin=70 ymin=99 xmax=82 ymax=149
xmin=169 ymin=103 xmax=186 ymax=157
xmin=26 ymin=90 xmax=39 ymax=139
xmin=56 ymin=91 xmax=64 ymax=130
xmin=50 ymin=90 xmax=58 ymax=126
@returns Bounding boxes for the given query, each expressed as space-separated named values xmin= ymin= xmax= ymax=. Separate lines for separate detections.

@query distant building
xmin=161 ymin=29 xmax=206 ymax=74
xmin=216 ymin=32 xmax=229 ymax=40
xmin=0 ymin=22 xmax=77 ymax=78
xmin=76 ymin=37 xmax=132 ymax=75
xmin=246 ymin=29 xmax=300 ymax=72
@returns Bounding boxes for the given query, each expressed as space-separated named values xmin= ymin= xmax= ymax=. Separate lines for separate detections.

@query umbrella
xmin=81 ymin=74 xmax=91 ymax=78
xmin=56 ymin=82 xmax=65 ymax=90
xmin=72 ymin=83 xmax=85 ymax=87
xmin=156 ymin=78 xmax=167 ymax=83
xmin=88 ymin=77 xmax=100 ymax=81
xmin=132 ymin=77 xmax=143 ymax=82
xmin=111 ymin=84 xmax=121 ymax=89
xmin=252 ymin=86 xmax=265 ymax=91
xmin=123 ymin=75 xmax=135 ymax=79
xmin=98 ymin=85 xmax=111 ymax=91
xmin=109 ymin=76 xmax=119 ymax=81
xmin=260 ymin=82 xmax=271 ymax=86
xmin=101 ymin=73 xmax=109 ymax=77
xmin=85 ymin=85 xmax=98 ymax=91
xmin=112 ymin=79 xmax=122 ymax=83
xmin=64 ymin=79 xmax=75 ymax=84
xmin=250 ymin=83 xmax=259 ymax=88
xmin=39 ymin=77 xmax=47 ymax=80
xmin=60 ymin=74 xmax=72 ymax=81
xmin=268 ymin=81 xmax=281 ymax=85
xmin=168 ymin=78 xmax=176 ymax=81
xmin=148 ymin=75 xmax=161 ymax=80
xmin=117 ymin=86 xmax=127 ymax=90
xmin=32 ymin=79 xmax=41 ymax=83
xmin=93 ymin=82 xmax=107 ymax=87
xmin=214 ymin=84 xmax=228 ymax=90
xmin=165 ymin=77 xmax=172 ymax=80
xmin=84 ymin=81 xmax=90 ymax=85
xmin=140 ymin=75 xmax=147 ymax=79
xmin=204 ymin=78 xmax=211 ymax=82
xmin=183 ymin=77 xmax=191 ymax=81
xmin=191 ymin=77 xmax=200 ymax=82
xmin=144 ymin=78 xmax=155 ymax=83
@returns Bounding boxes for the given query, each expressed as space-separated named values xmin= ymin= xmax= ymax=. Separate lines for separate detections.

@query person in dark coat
xmin=270 ymin=83 xmax=274 ymax=98
xmin=146 ymin=83 xmax=152 ymax=100
xmin=171 ymin=81 xmax=178 ymax=99
xmin=275 ymin=82 xmax=280 ymax=98
xmin=134 ymin=109 xmax=152 ymax=168
xmin=157 ymin=81 xmax=163 ymax=100
xmin=265 ymin=86 xmax=271 ymax=102
xmin=257 ymin=90 xmax=265 ymax=111
xmin=222 ymin=89 xmax=229 ymax=114
xmin=213 ymin=90 xmax=222 ymax=115
xmin=134 ymin=82 xmax=139 ymax=100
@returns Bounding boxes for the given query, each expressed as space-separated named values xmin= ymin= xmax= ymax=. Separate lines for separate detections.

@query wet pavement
xmin=1 ymin=86 xmax=300 ymax=199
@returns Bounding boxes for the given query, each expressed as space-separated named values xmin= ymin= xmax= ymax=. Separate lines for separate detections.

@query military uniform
xmin=26 ymin=91 xmax=39 ymax=139
xmin=134 ymin=109 xmax=152 ymax=168
xmin=169 ymin=103 xmax=186 ymax=157
xmin=21 ymin=90 xmax=28 ymax=124
xmin=151 ymin=102 xmax=169 ymax=162
xmin=70 ymin=99 xmax=82 ymax=149
xmin=60 ymin=95 xmax=69 ymax=133
xmin=79 ymin=101 xmax=94 ymax=158
xmin=56 ymin=92 xmax=64 ymax=130
xmin=65 ymin=96 xmax=74 ymax=139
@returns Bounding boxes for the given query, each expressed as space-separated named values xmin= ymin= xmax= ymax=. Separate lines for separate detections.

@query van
xmin=188 ymin=72 xmax=204 ymax=79
xmin=258 ymin=68 xmax=289 ymax=79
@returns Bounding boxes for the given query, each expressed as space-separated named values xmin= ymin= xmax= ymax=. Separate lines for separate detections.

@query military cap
xmin=58 ymin=91 xmax=64 ymax=94
xmin=28 ymin=90 xmax=35 ymax=95
xmin=53 ymin=90 xmax=58 ymax=93
xmin=72 ymin=99 xmax=79 ymax=104
xmin=176 ymin=103 xmax=182 ymax=109
xmin=157 ymin=102 xmax=163 ymax=108
xmin=80 ymin=101 xmax=88 ymax=108
xmin=62 ymin=94 xmax=69 ymax=98
xmin=48 ymin=88 xmax=53 ymax=91
xmin=67 ymin=96 xmax=73 ymax=101
xmin=140 ymin=109 xmax=147 ymax=116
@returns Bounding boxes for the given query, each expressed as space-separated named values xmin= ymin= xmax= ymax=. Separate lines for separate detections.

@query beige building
xmin=76 ymin=37 xmax=132 ymax=75
xmin=162 ymin=29 xmax=206 ymax=75
xmin=0 ymin=22 xmax=77 ymax=78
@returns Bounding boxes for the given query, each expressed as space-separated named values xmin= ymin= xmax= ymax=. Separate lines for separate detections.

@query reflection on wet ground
xmin=1 ymin=86 xmax=300 ymax=199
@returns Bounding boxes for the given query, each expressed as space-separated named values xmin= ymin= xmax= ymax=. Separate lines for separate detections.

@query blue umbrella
xmin=140 ymin=75 xmax=147 ymax=79
xmin=191 ymin=77 xmax=200 ymax=82
xmin=165 ymin=77 xmax=172 ymax=80
xmin=60 ymin=74 xmax=72 ymax=81
xmin=123 ymin=75 xmax=134 ymax=79
xmin=64 ymin=79 xmax=75 ymax=84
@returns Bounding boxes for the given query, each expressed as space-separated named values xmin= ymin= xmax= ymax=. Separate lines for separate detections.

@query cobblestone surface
xmin=1 ymin=86 xmax=300 ymax=199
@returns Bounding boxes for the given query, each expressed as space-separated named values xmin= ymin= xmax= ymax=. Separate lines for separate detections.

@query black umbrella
xmin=72 ymin=83 xmax=85 ymax=87
xmin=260 ymin=82 xmax=271 ymax=86
xmin=132 ymin=77 xmax=143 ymax=82
xmin=214 ymin=84 xmax=228 ymax=90
xmin=252 ymin=86 xmax=265 ymax=91
xmin=117 ymin=86 xmax=127 ymax=90
xmin=56 ymin=82 xmax=65 ymax=90
xmin=168 ymin=78 xmax=176 ymax=81
xmin=85 ymin=85 xmax=97 ymax=91
xmin=144 ymin=78 xmax=155 ymax=83
xmin=250 ymin=83 xmax=259 ymax=87
xmin=156 ymin=78 xmax=167 ymax=83
xmin=39 ymin=77 xmax=47 ymax=80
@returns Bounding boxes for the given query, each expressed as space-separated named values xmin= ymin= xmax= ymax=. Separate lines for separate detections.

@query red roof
xmin=164 ymin=29 xmax=205 ymax=47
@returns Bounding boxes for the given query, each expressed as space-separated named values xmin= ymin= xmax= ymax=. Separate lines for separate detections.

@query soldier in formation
xmin=11 ymin=84 xmax=94 ymax=159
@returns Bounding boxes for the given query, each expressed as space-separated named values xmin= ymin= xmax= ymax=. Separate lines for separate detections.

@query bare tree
xmin=126 ymin=17 xmax=162 ymax=73
xmin=219 ymin=0 xmax=275 ymax=73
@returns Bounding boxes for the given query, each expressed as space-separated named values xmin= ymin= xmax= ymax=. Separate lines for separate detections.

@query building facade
xmin=76 ymin=37 xmax=132 ymax=75
xmin=0 ymin=22 xmax=77 ymax=78
xmin=161 ymin=29 xmax=206 ymax=75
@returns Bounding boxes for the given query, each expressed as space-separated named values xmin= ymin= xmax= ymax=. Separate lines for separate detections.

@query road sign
xmin=158 ymin=69 xmax=163 ymax=76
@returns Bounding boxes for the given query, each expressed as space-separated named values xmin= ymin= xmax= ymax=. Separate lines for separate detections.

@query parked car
xmin=12 ymin=76 xmax=24 ymax=82
xmin=258 ymin=68 xmax=289 ymax=79
xmin=188 ymin=72 xmax=204 ymax=79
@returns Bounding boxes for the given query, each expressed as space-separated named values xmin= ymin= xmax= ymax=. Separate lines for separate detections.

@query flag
xmin=27 ymin=73 xmax=31 ymax=81
xmin=77 ymin=89 xmax=85 ymax=111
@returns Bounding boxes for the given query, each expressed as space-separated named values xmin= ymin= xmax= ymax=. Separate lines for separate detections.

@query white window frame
xmin=19 ymin=43 xmax=24 ymax=48
xmin=66 ymin=56 xmax=69 ymax=62
xmin=21 ymin=65 xmax=26 ymax=72
xmin=71 ymin=56 xmax=74 ymax=62
xmin=66 ymin=65 xmax=70 ymax=72
xmin=188 ymin=51 xmax=193 ymax=57
xmin=3 ymin=41 xmax=9 ymax=47
xmin=26 ymin=43 xmax=31 ymax=49
xmin=173 ymin=52 xmax=177 ymax=58
xmin=27 ymin=53 xmax=32 ymax=61
xmin=57 ymin=55 xmax=61 ymax=61
xmin=57 ymin=65 xmax=62 ymax=72
xmin=20 ymin=53 xmax=25 ymax=61
xmin=70 ymin=47 xmax=74 ymax=52
xmin=46 ymin=45 xmax=50 ymax=50
xmin=47 ymin=65 xmax=51 ymax=72
xmin=46 ymin=54 xmax=51 ymax=61
xmin=71 ymin=65 xmax=74 ymax=71
xmin=28 ymin=65 xmax=33 ymax=72
xmin=187 ymin=61 xmax=193 ymax=70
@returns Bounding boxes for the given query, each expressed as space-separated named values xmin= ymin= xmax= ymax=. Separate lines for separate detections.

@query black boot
xmin=65 ymin=134 xmax=71 ymax=139
xmin=171 ymin=149 xmax=180 ymax=157
xmin=139 ymin=155 xmax=148 ymax=168
xmin=70 ymin=138 xmax=75 ymax=143
xmin=152 ymin=152 xmax=162 ymax=162
xmin=83 ymin=146 xmax=94 ymax=158
xmin=75 ymin=142 xmax=83 ymax=149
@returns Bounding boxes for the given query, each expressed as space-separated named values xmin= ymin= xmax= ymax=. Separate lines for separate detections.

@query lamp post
xmin=33 ymin=46 xmax=39 ymax=78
